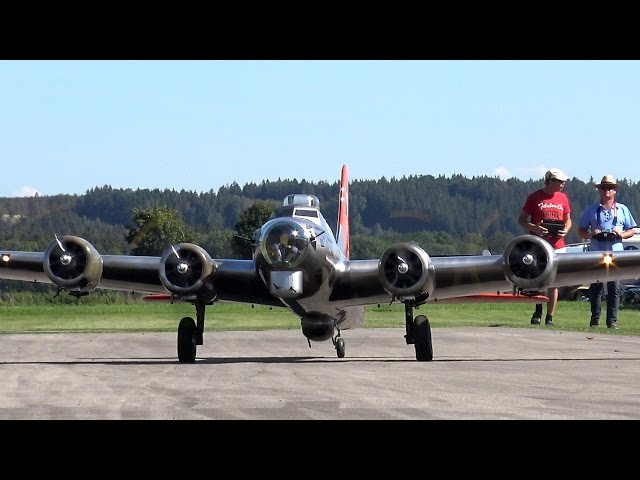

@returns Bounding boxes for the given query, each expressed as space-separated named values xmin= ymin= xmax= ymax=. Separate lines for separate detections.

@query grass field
xmin=1 ymin=301 xmax=639 ymax=335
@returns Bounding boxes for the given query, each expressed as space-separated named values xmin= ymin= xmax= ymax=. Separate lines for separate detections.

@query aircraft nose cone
xmin=260 ymin=220 xmax=309 ymax=267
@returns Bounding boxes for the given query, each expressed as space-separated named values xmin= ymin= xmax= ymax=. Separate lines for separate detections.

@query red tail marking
xmin=432 ymin=294 xmax=549 ymax=304
xmin=143 ymin=294 xmax=173 ymax=302
xmin=336 ymin=164 xmax=350 ymax=259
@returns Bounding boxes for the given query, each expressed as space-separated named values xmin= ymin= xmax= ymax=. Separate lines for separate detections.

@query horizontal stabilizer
xmin=143 ymin=293 xmax=176 ymax=302
xmin=432 ymin=294 xmax=549 ymax=304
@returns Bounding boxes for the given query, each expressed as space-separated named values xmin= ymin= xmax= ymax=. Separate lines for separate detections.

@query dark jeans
xmin=589 ymin=281 xmax=621 ymax=326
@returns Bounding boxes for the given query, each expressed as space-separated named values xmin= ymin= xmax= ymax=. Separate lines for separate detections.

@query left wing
xmin=333 ymin=234 xmax=640 ymax=308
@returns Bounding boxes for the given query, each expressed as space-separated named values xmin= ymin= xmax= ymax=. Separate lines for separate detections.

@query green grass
xmin=0 ymin=301 xmax=639 ymax=335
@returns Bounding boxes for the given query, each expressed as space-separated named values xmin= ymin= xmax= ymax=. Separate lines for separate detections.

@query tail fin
xmin=336 ymin=164 xmax=350 ymax=259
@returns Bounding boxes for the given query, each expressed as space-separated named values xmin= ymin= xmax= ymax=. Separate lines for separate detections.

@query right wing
xmin=335 ymin=234 xmax=640 ymax=306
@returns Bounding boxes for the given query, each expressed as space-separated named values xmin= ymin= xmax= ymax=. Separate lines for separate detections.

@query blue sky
xmin=1 ymin=60 xmax=639 ymax=197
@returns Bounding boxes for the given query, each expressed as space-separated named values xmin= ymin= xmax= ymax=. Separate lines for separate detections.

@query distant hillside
xmin=2 ymin=173 xmax=640 ymax=255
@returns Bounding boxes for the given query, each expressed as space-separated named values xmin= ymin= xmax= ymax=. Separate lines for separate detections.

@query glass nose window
xmin=261 ymin=221 xmax=309 ymax=267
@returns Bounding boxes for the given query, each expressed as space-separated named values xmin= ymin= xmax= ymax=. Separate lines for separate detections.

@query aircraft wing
xmin=333 ymin=236 xmax=640 ymax=307
xmin=0 ymin=249 xmax=166 ymax=293
xmin=3 ymin=229 xmax=640 ymax=309
xmin=0 ymin=241 xmax=277 ymax=306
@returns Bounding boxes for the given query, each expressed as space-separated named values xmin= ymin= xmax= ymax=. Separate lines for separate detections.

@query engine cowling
xmin=503 ymin=235 xmax=558 ymax=290
xmin=159 ymin=243 xmax=215 ymax=296
xmin=378 ymin=242 xmax=434 ymax=299
xmin=43 ymin=235 xmax=103 ymax=293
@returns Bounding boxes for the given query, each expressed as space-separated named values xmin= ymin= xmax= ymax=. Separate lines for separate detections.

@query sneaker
xmin=590 ymin=322 xmax=599 ymax=327
xmin=607 ymin=323 xmax=619 ymax=329
xmin=531 ymin=316 xmax=541 ymax=325
xmin=545 ymin=319 xmax=554 ymax=327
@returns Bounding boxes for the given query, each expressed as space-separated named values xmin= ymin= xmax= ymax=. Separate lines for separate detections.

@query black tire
xmin=177 ymin=316 xmax=197 ymax=363
xmin=573 ymin=289 xmax=589 ymax=302
xmin=414 ymin=315 xmax=433 ymax=361
xmin=336 ymin=338 xmax=346 ymax=358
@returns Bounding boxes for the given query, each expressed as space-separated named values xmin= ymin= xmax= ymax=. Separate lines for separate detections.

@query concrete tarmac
xmin=0 ymin=327 xmax=639 ymax=419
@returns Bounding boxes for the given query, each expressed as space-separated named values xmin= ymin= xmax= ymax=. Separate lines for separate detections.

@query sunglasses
xmin=598 ymin=186 xmax=616 ymax=191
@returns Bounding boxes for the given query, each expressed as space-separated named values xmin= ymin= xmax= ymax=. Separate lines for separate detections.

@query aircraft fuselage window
xmin=294 ymin=209 xmax=318 ymax=218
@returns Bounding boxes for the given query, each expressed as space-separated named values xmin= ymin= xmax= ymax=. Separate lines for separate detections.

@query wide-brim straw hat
xmin=595 ymin=175 xmax=618 ymax=188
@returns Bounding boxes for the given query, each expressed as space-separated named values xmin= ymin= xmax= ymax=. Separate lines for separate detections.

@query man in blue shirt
xmin=578 ymin=175 xmax=637 ymax=329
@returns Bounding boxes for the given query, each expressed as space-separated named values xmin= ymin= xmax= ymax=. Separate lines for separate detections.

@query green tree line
xmin=2 ymin=172 xmax=639 ymax=266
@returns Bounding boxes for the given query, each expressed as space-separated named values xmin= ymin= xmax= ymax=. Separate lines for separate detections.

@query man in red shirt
xmin=517 ymin=168 xmax=572 ymax=326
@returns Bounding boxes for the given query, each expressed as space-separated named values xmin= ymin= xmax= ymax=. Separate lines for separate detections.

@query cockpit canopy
xmin=283 ymin=194 xmax=319 ymax=208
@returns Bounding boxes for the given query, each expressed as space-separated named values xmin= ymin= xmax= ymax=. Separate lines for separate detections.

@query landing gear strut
xmin=404 ymin=303 xmax=433 ymax=361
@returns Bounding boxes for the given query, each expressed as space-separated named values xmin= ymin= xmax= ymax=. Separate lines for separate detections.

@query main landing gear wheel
xmin=177 ymin=316 xmax=197 ymax=363
xmin=413 ymin=315 xmax=433 ymax=361
xmin=335 ymin=337 xmax=346 ymax=358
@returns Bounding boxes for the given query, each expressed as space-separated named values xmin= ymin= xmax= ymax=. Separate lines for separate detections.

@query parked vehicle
xmin=622 ymin=283 xmax=640 ymax=306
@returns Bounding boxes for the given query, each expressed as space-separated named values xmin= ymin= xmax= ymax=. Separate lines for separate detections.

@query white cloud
xmin=491 ymin=165 xmax=551 ymax=182
xmin=13 ymin=186 xmax=42 ymax=197
xmin=534 ymin=165 xmax=550 ymax=178
xmin=513 ymin=165 xmax=549 ymax=181
xmin=493 ymin=166 xmax=512 ymax=179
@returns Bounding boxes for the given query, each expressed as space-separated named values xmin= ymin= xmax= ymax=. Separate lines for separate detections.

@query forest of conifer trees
xmin=2 ymin=172 xmax=639 ymax=263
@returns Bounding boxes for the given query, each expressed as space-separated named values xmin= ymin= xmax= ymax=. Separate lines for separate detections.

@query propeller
xmin=506 ymin=239 xmax=548 ymax=280
xmin=164 ymin=248 xmax=203 ymax=288
xmin=503 ymin=234 xmax=557 ymax=289
xmin=47 ymin=238 xmax=87 ymax=280
xmin=159 ymin=243 xmax=215 ymax=295
xmin=43 ymin=235 xmax=103 ymax=292
xmin=383 ymin=248 xmax=424 ymax=290
xmin=379 ymin=242 xmax=434 ymax=298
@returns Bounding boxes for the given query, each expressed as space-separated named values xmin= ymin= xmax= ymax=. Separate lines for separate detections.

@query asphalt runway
xmin=0 ymin=327 xmax=639 ymax=419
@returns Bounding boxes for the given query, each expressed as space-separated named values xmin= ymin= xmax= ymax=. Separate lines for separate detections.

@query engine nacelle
xmin=503 ymin=235 xmax=558 ymax=290
xmin=159 ymin=243 xmax=215 ymax=297
xmin=378 ymin=242 xmax=435 ymax=300
xmin=43 ymin=235 xmax=103 ymax=293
